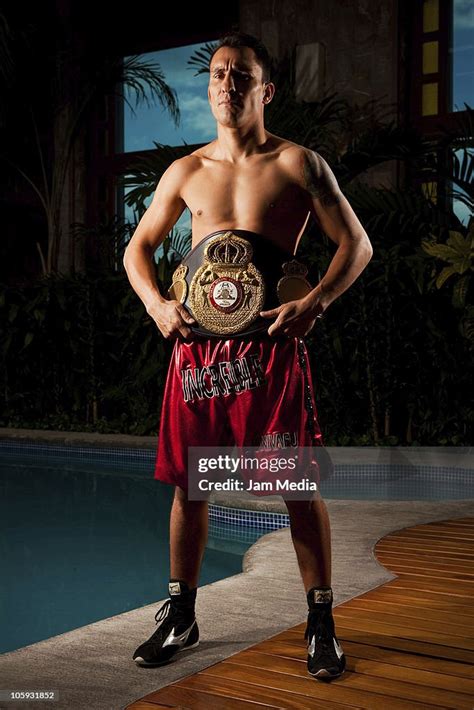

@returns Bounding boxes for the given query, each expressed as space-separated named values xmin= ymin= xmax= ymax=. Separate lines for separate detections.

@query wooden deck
xmin=126 ymin=516 xmax=474 ymax=709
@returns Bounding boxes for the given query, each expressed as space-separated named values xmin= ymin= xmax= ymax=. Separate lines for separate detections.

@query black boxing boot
xmin=132 ymin=579 xmax=199 ymax=666
xmin=304 ymin=586 xmax=346 ymax=680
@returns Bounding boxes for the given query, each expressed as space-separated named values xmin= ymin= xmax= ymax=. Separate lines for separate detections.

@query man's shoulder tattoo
xmin=302 ymin=151 xmax=342 ymax=207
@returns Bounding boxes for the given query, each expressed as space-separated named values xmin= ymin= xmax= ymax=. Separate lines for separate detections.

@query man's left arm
xmin=301 ymin=149 xmax=373 ymax=309
xmin=261 ymin=149 xmax=373 ymax=337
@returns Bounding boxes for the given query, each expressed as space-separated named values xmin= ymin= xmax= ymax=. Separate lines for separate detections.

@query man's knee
xmin=173 ymin=486 xmax=209 ymax=508
xmin=284 ymin=490 xmax=324 ymax=513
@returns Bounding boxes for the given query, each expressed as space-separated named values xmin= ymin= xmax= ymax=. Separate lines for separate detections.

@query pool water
xmin=1 ymin=442 xmax=472 ymax=654
xmin=0 ymin=448 xmax=260 ymax=655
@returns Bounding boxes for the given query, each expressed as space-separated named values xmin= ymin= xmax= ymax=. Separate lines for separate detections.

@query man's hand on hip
xmin=147 ymin=300 xmax=196 ymax=341
xmin=260 ymin=296 xmax=324 ymax=338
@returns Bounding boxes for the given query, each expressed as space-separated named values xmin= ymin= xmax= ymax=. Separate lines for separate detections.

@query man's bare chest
xmin=181 ymin=164 xmax=308 ymax=221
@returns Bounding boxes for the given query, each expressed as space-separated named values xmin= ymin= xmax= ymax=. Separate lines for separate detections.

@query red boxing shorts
xmin=154 ymin=334 xmax=325 ymax=495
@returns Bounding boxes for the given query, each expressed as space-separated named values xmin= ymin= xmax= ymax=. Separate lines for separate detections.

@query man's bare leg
xmin=285 ymin=492 xmax=346 ymax=679
xmin=285 ymin=491 xmax=332 ymax=592
xmin=169 ymin=486 xmax=208 ymax=587
xmin=132 ymin=486 xmax=206 ymax=665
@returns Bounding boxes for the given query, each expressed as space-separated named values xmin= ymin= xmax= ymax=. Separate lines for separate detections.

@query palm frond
xmin=120 ymin=55 xmax=180 ymax=125
xmin=449 ymin=147 xmax=474 ymax=203
xmin=168 ymin=229 xmax=192 ymax=259
xmin=436 ymin=104 xmax=474 ymax=151
xmin=187 ymin=42 xmax=219 ymax=76
xmin=118 ymin=143 xmax=199 ymax=214
xmin=345 ymin=182 xmax=441 ymax=233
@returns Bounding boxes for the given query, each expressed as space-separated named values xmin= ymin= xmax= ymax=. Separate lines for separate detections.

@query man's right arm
xmin=123 ymin=157 xmax=196 ymax=339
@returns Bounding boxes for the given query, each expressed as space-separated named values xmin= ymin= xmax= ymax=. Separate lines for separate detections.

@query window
xmin=450 ymin=0 xmax=474 ymax=112
xmin=411 ymin=1 xmax=473 ymax=223
xmin=413 ymin=0 xmax=473 ymax=119
xmin=115 ymin=40 xmax=216 ymax=258
xmin=123 ymin=42 xmax=215 ymax=152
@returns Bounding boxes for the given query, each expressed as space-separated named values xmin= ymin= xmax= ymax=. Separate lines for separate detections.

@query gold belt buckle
xmin=188 ymin=231 xmax=265 ymax=335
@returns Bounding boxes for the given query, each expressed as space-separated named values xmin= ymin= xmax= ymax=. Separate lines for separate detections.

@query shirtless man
xmin=123 ymin=30 xmax=373 ymax=680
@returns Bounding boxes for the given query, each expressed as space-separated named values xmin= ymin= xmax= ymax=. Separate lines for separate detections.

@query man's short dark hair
xmin=209 ymin=31 xmax=272 ymax=84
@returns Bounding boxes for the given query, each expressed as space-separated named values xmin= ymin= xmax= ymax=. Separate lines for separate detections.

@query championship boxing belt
xmin=166 ymin=229 xmax=314 ymax=338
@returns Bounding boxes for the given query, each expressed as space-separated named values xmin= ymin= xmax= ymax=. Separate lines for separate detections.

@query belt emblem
xmin=189 ymin=232 xmax=265 ymax=335
xmin=168 ymin=264 xmax=188 ymax=303
xmin=277 ymin=259 xmax=312 ymax=303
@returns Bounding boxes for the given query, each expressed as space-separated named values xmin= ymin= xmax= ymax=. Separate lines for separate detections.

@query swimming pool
xmin=0 ymin=441 xmax=268 ymax=655
xmin=1 ymin=440 xmax=471 ymax=654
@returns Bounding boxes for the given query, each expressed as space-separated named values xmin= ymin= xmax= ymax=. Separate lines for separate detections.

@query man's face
xmin=208 ymin=46 xmax=272 ymax=126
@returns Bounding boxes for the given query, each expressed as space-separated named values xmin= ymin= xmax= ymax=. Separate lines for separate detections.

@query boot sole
xmin=133 ymin=640 xmax=200 ymax=667
xmin=308 ymin=666 xmax=345 ymax=680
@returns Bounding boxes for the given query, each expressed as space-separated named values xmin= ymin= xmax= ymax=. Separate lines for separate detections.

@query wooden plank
xmin=201 ymin=661 xmax=450 ymax=709
xmin=125 ymin=704 xmax=174 ymax=710
xmin=288 ymin=613 xmax=474 ymax=651
xmin=362 ymin=586 xmax=474 ymax=613
xmin=390 ymin=527 xmax=474 ymax=542
xmin=375 ymin=538 xmax=474 ymax=553
xmin=408 ymin=527 xmax=473 ymax=536
xmin=376 ymin=566 xmax=474 ymax=582
xmin=250 ymin=637 xmax=474 ymax=680
xmin=333 ymin=606 xmax=473 ymax=637
xmin=376 ymin=546 xmax=474 ymax=560
xmin=283 ymin=627 xmax=474 ymax=664
xmin=323 ymin=615 xmax=472 ymax=649
xmin=175 ymin=673 xmax=365 ymax=709
xmin=425 ymin=518 xmax=474 ymax=527
xmin=374 ymin=554 xmax=474 ymax=574
xmin=383 ymin=577 xmax=474 ymax=596
xmin=224 ymin=649 xmax=474 ymax=707
xmin=289 ymin=597 xmax=474 ymax=635
xmin=333 ymin=623 xmax=474 ymax=663
xmin=333 ymin=597 xmax=474 ymax=628
xmin=376 ymin=547 xmax=474 ymax=562
xmin=374 ymin=559 xmax=474 ymax=577
xmin=377 ymin=531 xmax=474 ymax=543
xmin=375 ymin=547 xmax=474 ymax=564
xmin=148 ymin=685 xmax=282 ymax=709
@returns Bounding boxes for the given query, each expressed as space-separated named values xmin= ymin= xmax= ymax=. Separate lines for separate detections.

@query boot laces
xmin=143 ymin=599 xmax=190 ymax=648
xmin=154 ymin=599 xmax=172 ymax=625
